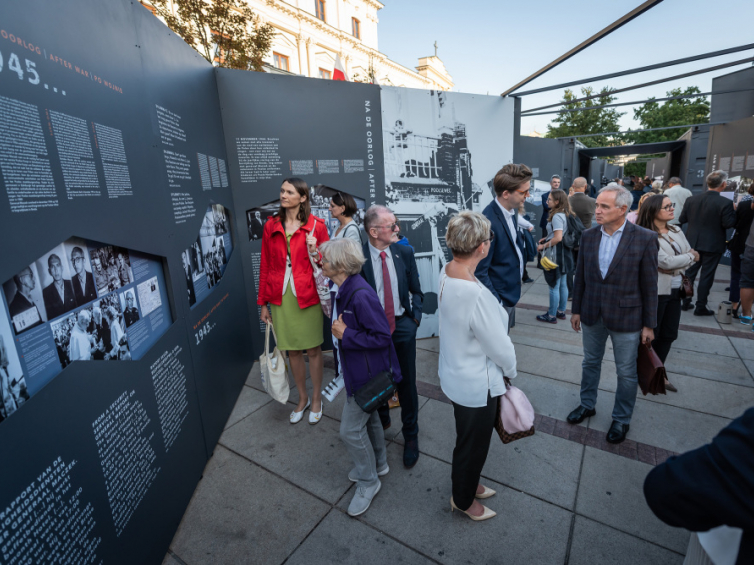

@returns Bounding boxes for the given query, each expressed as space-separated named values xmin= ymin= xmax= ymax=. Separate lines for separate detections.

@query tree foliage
xmin=626 ymin=87 xmax=710 ymax=144
xmin=146 ymin=0 xmax=275 ymax=71
xmin=545 ymin=87 xmax=625 ymax=148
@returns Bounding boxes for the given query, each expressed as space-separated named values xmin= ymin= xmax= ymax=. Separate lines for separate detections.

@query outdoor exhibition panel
xmin=0 ymin=1 xmax=251 ymax=563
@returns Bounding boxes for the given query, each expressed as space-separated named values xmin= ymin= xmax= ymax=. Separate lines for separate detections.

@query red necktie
xmin=380 ymin=251 xmax=396 ymax=334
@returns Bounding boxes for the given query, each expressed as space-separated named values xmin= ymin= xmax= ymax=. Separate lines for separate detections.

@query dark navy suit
xmin=539 ymin=192 xmax=550 ymax=230
xmin=360 ymin=241 xmax=423 ymax=439
xmin=475 ymin=200 xmax=522 ymax=310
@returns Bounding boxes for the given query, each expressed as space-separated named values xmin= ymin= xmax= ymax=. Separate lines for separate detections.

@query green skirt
xmin=270 ymin=283 xmax=323 ymax=351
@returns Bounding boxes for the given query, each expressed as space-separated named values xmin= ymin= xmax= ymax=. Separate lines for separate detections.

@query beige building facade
xmin=143 ymin=0 xmax=453 ymax=90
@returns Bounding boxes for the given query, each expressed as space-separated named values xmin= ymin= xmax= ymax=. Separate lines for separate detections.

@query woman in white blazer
xmin=637 ymin=194 xmax=699 ymax=391
xmin=438 ymin=211 xmax=518 ymax=521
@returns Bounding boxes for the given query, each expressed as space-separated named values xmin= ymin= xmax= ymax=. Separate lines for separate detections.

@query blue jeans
xmin=580 ymin=317 xmax=641 ymax=424
xmin=548 ymin=274 xmax=568 ymax=317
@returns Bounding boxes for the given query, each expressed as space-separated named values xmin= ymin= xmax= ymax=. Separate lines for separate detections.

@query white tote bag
xmin=259 ymin=322 xmax=289 ymax=404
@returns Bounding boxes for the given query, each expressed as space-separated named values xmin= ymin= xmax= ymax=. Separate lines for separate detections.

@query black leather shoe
xmin=681 ymin=299 xmax=693 ymax=311
xmin=567 ymin=405 xmax=596 ymax=424
xmin=694 ymin=306 xmax=715 ymax=316
xmin=606 ymin=421 xmax=630 ymax=444
xmin=522 ymin=277 xmax=534 ymax=284
xmin=403 ymin=438 xmax=419 ymax=469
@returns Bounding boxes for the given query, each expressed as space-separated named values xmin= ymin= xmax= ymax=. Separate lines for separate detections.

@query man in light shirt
xmin=360 ymin=205 xmax=424 ymax=469
xmin=567 ymin=184 xmax=658 ymax=445
xmin=69 ymin=310 xmax=95 ymax=361
xmin=664 ymin=177 xmax=692 ymax=227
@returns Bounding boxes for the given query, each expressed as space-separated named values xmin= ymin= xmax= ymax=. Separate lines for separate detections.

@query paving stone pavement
xmin=164 ymin=264 xmax=751 ymax=565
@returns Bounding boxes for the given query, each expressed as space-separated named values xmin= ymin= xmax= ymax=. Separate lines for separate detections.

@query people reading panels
xmin=1 ymin=237 xmax=172 ymax=421
xmin=183 ymin=204 xmax=234 ymax=308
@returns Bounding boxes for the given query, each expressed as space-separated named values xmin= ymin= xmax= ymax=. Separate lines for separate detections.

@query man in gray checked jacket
xmin=566 ymin=184 xmax=659 ymax=444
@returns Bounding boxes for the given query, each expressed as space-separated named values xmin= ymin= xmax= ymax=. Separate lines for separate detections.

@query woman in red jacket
xmin=259 ymin=178 xmax=330 ymax=425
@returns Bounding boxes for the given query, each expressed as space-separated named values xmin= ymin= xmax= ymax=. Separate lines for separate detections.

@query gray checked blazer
xmin=572 ymin=221 xmax=659 ymax=332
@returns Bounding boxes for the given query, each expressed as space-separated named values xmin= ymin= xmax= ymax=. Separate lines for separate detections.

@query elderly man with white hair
xmin=69 ymin=310 xmax=95 ymax=361
xmin=566 ymin=183 xmax=659 ymax=444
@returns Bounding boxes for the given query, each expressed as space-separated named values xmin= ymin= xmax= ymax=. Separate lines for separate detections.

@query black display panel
xmin=0 ymin=1 xmax=253 ymax=563
xmin=215 ymin=70 xmax=385 ymax=357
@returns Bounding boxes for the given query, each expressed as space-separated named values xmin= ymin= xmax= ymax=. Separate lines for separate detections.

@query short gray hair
xmin=363 ymin=205 xmax=393 ymax=233
xmin=445 ymin=211 xmax=491 ymax=257
xmin=599 ymin=183 xmax=633 ymax=211
xmin=667 ymin=177 xmax=681 ymax=186
xmin=707 ymin=170 xmax=728 ymax=189
xmin=319 ymin=238 xmax=366 ymax=276
xmin=77 ymin=309 xmax=91 ymax=325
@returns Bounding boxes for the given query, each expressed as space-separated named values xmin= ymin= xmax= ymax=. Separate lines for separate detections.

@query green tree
xmin=145 ymin=0 xmax=275 ymax=71
xmin=626 ymin=87 xmax=710 ymax=144
xmin=545 ymin=87 xmax=625 ymax=148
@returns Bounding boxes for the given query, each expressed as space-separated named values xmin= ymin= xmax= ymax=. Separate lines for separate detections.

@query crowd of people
xmin=255 ymin=168 xmax=752 ymax=527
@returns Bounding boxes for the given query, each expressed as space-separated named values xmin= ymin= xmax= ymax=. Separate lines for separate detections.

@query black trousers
xmin=378 ymin=315 xmax=419 ymax=440
xmin=451 ymin=392 xmax=497 ymax=511
xmin=652 ymin=290 xmax=681 ymax=364
xmin=684 ymin=251 xmax=722 ymax=308
xmin=566 ymin=248 xmax=579 ymax=296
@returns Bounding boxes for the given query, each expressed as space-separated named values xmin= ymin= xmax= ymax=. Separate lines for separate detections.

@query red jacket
xmin=257 ymin=213 xmax=330 ymax=308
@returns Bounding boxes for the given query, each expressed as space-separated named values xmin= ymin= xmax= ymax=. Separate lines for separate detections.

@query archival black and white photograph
xmin=64 ymin=237 xmax=98 ymax=307
xmin=380 ymin=87 xmax=515 ymax=337
xmin=87 ymin=245 xmax=134 ymax=296
xmin=2 ymin=263 xmax=47 ymax=334
xmin=246 ymin=201 xmax=279 ymax=241
xmin=50 ymin=294 xmax=130 ymax=365
xmin=120 ymin=289 xmax=141 ymax=328
xmin=0 ymin=306 xmax=29 ymax=423
xmin=182 ymin=249 xmax=197 ymax=307
xmin=34 ymin=243 xmax=77 ymax=323
xmin=137 ymin=276 xmax=162 ymax=317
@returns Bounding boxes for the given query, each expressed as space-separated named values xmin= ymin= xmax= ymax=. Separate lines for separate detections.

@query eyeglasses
xmin=379 ymin=222 xmax=399 ymax=232
xmin=71 ymin=256 xmax=85 ymax=263
xmin=661 ymin=204 xmax=675 ymax=211
xmin=484 ymin=231 xmax=495 ymax=243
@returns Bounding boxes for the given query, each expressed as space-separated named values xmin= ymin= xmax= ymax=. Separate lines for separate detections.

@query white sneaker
xmin=322 ymin=375 xmax=345 ymax=403
xmin=349 ymin=463 xmax=389 ymax=482
xmin=289 ymin=399 xmax=310 ymax=424
xmin=309 ymin=401 xmax=323 ymax=425
xmin=347 ymin=480 xmax=381 ymax=517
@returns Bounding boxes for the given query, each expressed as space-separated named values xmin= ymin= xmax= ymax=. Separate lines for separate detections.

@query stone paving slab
xmin=161 ymin=552 xmax=181 ymax=565
xmin=219 ymin=402 xmax=354 ymax=504
xmin=576 ymin=447 xmax=690 ymax=554
xmin=337 ymin=443 xmax=573 ymax=565
xmin=415 ymin=398 xmax=584 ymax=509
xmin=731 ymin=336 xmax=754 ymax=361
xmin=224 ymin=385 xmax=273 ymax=430
xmin=169 ymin=445 xmax=330 ymax=565
xmin=285 ymin=509 xmax=436 ymax=565
xmin=568 ymin=516 xmax=684 ymax=565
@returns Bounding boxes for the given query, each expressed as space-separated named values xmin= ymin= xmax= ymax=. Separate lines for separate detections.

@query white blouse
xmin=438 ymin=269 xmax=518 ymax=408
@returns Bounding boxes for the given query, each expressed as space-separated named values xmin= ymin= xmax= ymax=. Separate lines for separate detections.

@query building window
xmin=315 ymin=0 xmax=326 ymax=22
xmin=273 ymin=52 xmax=289 ymax=72
xmin=211 ymin=30 xmax=229 ymax=64
xmin=319 ymin=68 xmax=331 ymax=80
xmin=352 ymin=18 xmax=360 ymax=39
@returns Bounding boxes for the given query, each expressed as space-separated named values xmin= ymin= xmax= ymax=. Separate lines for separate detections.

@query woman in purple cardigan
xmin=320 ymin=238 xmax=402 ymax=518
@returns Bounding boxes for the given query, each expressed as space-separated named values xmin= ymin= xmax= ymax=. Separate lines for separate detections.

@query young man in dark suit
xmin=70 ymin=247 xmax=97 ymax=306
xmin=476 ymin=163 xmax=531 ymax=330
xmin=567 ymin=177 xmax=597 ymax=297
xmin=678 ymin=170 xmax=736 ymax=315
xmin=42 ymin=254 xmax=76 ymax=321
xmin=567 ymin=184 xmax=658 ymax=444
xmin=360 ymin=205 xmax=424 ymax=468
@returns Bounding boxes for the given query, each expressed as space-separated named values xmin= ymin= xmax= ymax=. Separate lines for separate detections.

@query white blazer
xmin=438 ymin=269 xmax=517 ymax=408
xmin=658 ymin=229 xmax=695 ymax=295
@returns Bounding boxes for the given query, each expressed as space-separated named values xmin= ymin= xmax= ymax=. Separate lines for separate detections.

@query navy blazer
xmin=539 ymin=192 xmax=550 ymax=229
xmin=644 ymin=407 xmax=754 ymax=565
xmin=572 ymin=221 xmax=658 ymax=332
xmin=360 ymin=241 xmax=424 ymax=324
xmin=475 ymin=200 xmax=522 ymax=308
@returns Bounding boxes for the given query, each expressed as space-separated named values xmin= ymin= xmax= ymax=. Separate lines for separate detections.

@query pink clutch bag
xmin=495 ymin=384 xmax=535 ymax=444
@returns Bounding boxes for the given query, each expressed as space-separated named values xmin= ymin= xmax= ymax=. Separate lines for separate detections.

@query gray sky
xmin=377 ymin=0 xmax=754 ymax=135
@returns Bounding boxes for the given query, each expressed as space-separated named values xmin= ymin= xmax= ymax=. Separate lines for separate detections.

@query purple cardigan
xmin=331 ymin=274 xmax=402 ymax=397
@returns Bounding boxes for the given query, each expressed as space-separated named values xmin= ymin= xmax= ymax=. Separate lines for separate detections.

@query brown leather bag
xmin=679 ymin=275 xmax=693 ymax=300
xmin=637 ymin=343 xmax=667 ymax=395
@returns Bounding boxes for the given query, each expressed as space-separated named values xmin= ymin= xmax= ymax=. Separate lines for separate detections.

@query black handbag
xmin=353 ymin=349 xmax=397 ymax=413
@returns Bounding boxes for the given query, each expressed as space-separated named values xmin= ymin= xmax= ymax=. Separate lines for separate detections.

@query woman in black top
xmin=729 ymin=184 xmax=754 ymax=318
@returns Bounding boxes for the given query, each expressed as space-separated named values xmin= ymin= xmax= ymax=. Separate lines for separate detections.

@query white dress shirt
xmin=495 ymin=198 xmax=524 ymax=278
xmin=368 ymin=242 xmax=405 ymax=317
xmin=438 ymin=268 xmax=517 ymax=407
xmin=598 ymin=219 xmax=628 ymax=278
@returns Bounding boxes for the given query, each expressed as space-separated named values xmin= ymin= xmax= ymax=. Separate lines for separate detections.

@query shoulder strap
xmin=342 ymin=287 xmax=365 ymax=311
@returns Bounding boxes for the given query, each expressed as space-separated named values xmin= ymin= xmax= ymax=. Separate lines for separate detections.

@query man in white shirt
xmin=69 ymin=310 xmax=95 ymax=361
xmin=664 ymin=177 xmax=692 ymax=227
xmin=476 ymin=163 xmax=532 ymax=330
xmin=360 ymin=205 xmax=424 ymax=469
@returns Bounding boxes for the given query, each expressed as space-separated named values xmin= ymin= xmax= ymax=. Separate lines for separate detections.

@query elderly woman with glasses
xmin=321 ymin=238 xmax=402 ymax=518
xmin=637 ymin=194 xmax=699 ymax=390
xmin=439 ymin=211 xmax=518 ymax=521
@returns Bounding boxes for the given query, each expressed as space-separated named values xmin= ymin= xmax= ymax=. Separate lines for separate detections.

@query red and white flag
xmin=333 ymin=54 xmax=349 ymax=81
